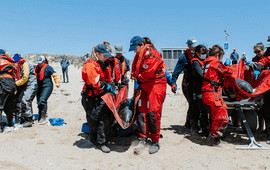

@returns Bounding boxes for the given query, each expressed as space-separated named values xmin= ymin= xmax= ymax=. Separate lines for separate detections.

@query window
xmin=163 ymin=50 xmax=172 ymax=59
xmin=173 ymin=50 xmax=182 ymax=59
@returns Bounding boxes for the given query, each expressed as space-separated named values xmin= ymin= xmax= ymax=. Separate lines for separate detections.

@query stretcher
xmin=224 ymin=96 xmax=270 ymax=149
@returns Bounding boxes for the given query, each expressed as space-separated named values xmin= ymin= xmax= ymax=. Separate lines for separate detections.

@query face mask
xmin=200 ymin=54 xmax=207 ymax=59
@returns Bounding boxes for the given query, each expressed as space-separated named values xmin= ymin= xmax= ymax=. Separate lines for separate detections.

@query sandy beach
xmin=1 ymin=62 xmax=270 ymax=170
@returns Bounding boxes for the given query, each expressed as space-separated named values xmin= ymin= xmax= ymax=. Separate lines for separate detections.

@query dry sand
xmin=1 ymin=62 xmax=270 ymax=170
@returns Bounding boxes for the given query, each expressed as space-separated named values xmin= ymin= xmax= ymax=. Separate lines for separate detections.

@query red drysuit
xmin=202 ymin=56 xmax=233 ymax=138
xmin=131 ymin=44 xmax=167 ymax=142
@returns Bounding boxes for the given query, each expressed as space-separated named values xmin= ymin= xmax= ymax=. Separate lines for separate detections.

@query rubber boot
xmin=100 ymin=145 xmax=110 ymax=153
xmin=38 ymin=111 xmax=47 ymax=125
xmin=149 ymin=142 xmax=160 ymax=154
xmin=134 ymin=138 xmax=147 ymax=154
xmin=190 ymin=119 xmax=199 ymax=134
xmin=206 ymin=136 xmax=220 ymax=146
xmin=21 ymin=117 xmax=33 ymax=127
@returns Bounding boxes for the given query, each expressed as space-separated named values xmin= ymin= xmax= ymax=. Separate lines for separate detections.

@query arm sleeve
xmin=165 ymin=70 xmax=173 ymax=86
xmin=192 ymin=61 xmax=203 ymax=82
xmin=47 ymin=65 xmax=56 ymax=75
xmin=60 ymin=59 xmax=63 ymax=66
xmin=217 ymin=62 xmax=233 ymax=76
xmin=67 ymin=59 xmax=70 ymax=66
xmin=15 ymin=62 xmax=29 ymax=86
xmin=171 ymin=54 xmax=188 ymax=85
xmin=137 ymin=49 xmax=161 ymax=83
xmin=257 ymin=56 xmax=270 ymax=71
xmin=81 ymin=62 xmax=101 ymax=89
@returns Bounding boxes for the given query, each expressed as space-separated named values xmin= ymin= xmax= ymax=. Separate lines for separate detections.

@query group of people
xmin=2 ymin=36 xmax=270 ymax=154
xmin=0 ymin=50 xmax=60 ymax=129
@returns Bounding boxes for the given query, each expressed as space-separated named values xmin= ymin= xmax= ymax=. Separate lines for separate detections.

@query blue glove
xmin=253 ymin=70 xmax=261 ymax=80
xmin=135 ymin=79 xmax=140 ymax=90
xmin=242 ymin=56 xmax=247 ymax=60
xmin=106 ymin=84 xmax=116 ymax=95
xmin=224 ymin=58 xmax=231 ymax=66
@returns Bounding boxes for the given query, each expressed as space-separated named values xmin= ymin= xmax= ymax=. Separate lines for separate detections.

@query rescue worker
xmin=114 ymin=44 xmax=130 ymax=88
xmin=129 ymin=36 xmax=167 ymax=154
xmin=171 ymin=37 xmax=200 ymax=133
xmin=0 ymin=49 xmax=16 ymax=127
xmin=13 ymin=54 xmax=37 ymax=127
xmin=202 ymin=45 xmax=233 ymax=146
xmin=191 ymin=45 xmax=210 ymax=137
xmin=253 ymin=47 xmax=270 ymax=141
xmin=81 ymin=44 xmax=116 ymax=153
xmin=35 ymin=56 xmax=60 ymax=125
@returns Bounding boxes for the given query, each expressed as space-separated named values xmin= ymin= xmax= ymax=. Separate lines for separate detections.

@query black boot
xmin=190 ymin=119 xmax=199 ymax=134
xmin=38 ymin=111 xmax=47 ymax=125
xmin=206 ymin=136 xmax=221 ymax=146
xmin=21 ymin=117 xmax=33 ymax=127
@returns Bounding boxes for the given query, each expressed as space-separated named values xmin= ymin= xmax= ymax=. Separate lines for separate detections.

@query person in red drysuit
xmin=129 ymin=36 xmax=167 ymax=154
xmin=201 ymin=45 xmax=233 ymax=146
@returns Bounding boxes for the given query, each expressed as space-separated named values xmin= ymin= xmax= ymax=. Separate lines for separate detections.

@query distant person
xmin=13 ymin=54 xmax=37 ymax=127
xmin=35 ymin=56 xmax=60 ymax=125
xmin=230 ymin=48 xmax=239 ymax=64
xmin=83 ymin=52 xmax=90 ymax=63
xmin=60 ymin=55 xmax=70 ymax=83
xmin=0 ymin=49 xmax=16 ymax=127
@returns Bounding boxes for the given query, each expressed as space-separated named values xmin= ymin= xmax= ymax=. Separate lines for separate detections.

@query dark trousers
xmin=263 ymin=89 xmax=270 ymax=123
xmin=36 ymin=86 xmax=53 ymax=113
xmin=0 ymin=84 xmax=16 ymax=126
xmin=62 ymin=68 xmax=68 ymax=82
xmin=232 ymin=60 xmax=237 ymax=65
xmin=81 ymin=92 xmax=112 ymax=145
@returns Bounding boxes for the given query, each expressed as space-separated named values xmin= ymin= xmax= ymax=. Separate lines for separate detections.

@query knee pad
xmin=137 ymin=112 xmax=146 ymax=134
xmin=147 ymin=111 xmax=157 ymax=134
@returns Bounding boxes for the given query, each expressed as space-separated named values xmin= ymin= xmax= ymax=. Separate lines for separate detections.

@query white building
xmin=161 ymin=47 xmax=186 ymax=71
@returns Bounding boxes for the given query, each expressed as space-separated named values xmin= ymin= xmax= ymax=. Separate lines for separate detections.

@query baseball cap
xmin=36 ymin=56 xmax=46 ymax=64
xmin=129 ymin=36 xmax=144 ymax=51
xmin=186 ymin=37 xmax=198 ymax=48
xmin=114 ymin=44 xmax=125 ymax=54
xmin=0 ymin=49 xmax=5 ymax=55
xmin=13 ymin=54 xmax=22 ymax=62
xmin=95 ymin=44 xmax=112 ymax=58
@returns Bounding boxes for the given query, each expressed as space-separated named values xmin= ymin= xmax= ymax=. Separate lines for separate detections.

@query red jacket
xmin=0 ymin=55 xmax=16 ymax=79
xmin=131 ymin=44 xmax=166 ymax=84
xmin=202 ymin=56 xmax=233 ymax=93
xmin=256 ymin=54 xmax=270 ymax=71
xmin=252 ymin=53 xmax=265 ymax=62
xmin=82 ymin=60 xmax=112 ymax=96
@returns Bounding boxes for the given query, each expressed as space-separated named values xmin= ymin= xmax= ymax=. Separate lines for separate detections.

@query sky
xmin=1 ymin=0 xmax=270 ymax=61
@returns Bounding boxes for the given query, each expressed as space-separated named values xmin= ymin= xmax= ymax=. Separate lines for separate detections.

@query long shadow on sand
xmin=162 ymin=125 xmax=267 ymax=146
xmin=73 ymin=132 xmax=138 ymax=153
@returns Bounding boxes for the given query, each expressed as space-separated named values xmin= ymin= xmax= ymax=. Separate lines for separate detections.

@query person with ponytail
xmin=35 ymin=56 xmax=60 ymax=125
xmin=129 ymin=36 xmax=167 ymax=154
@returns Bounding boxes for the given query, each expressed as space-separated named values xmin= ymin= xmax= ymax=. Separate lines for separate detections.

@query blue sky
xmin=1 ymin=0 xmax=270 ymax=61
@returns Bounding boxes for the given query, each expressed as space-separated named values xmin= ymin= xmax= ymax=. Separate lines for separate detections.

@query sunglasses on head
xmin=254 ymin=50 xmax=261 ymax=53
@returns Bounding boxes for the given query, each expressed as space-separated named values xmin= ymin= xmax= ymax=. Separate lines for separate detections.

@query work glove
xmin=52 ymin=73 xmax=60 ymax=88
xmin=248 ymin=62 xmax=257 ymax=70
xmin=224 ymin=58 xmax=231 ymax=66
xmin=106 ymin=84 xmax=116 ymax=96
xmin=135 ymin=79 xmax=140 ymax=90
xmin=242 ymin=56 xmax=247 ymax=60
xmin=253 ymin=70 xmax=261 ymax=80
xmin=171 ymin=84 xmax=177 ymax=93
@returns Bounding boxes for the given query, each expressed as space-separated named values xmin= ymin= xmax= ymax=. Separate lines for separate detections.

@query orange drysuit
xmin=202 ymin=56 xmax=233 ymax=138
xmin=131 ymin=44 xmax=167 ymax=142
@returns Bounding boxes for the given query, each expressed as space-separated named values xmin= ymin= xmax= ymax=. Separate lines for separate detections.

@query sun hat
xmin=114 ymin=44 xmax=125 ymax=54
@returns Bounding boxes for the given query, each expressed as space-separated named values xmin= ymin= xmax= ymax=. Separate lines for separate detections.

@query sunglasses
xmin=254 ymin=50 xmax=261 ymax=54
